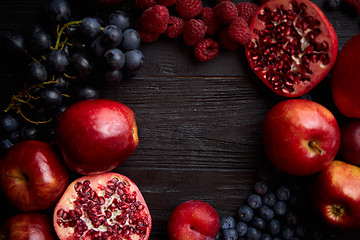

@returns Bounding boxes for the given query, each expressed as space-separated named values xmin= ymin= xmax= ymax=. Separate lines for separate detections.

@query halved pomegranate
xmin=53 ymin=172 xmax=151 ymax=240
xmin=245 ymin=0 xmax=338 ymax=97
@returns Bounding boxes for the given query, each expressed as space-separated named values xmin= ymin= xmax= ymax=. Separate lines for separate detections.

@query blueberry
xmin=281 ymin=225 xmax=294 ymax=240
xmin=284 ymin=211 xmax=298 ymax=225
xmin=258 ymin=205 xmax=274 ymax=221
xmin=261 ymin=233 xmax=272 ymax=240
xmin=262 ymin=191 xmax=277 ymax=207
xmin=268 ymin=218 xmax=281 ymax=236
xmin=0 ymin=113 xmax=20 ymax=132
xmin=276 ymin=186 xmax=291 ymax=201
xmin=294 ymin=225 xmax=306 ymax=238
xmin=222 ymin=228 xmax=238 ymax=240
xmin=20 ymin=126 xmax=39 ymax=140
xmin=0 ymin=139 xmax=13 ymax=153
xmin=254 ymin=181 xmax=268 ymax=195
xmin=251 ymin=216 xmax=267 ymax=230
xmin=238 ymin=205 xmax=254 ymax=222
xmin=328 ymin=0 xmax=341 ymax=9
xmin=245 ymin=227 xmax=261 ymax=240
xmin=273 ymin=201 xmax=287 ymax=216
xmin=9 ymin=130 xmax=21 ymax=144
xmin=220 ymin=216 xmax=236 ymax=230
xmin=105 ymin=70 xmax=123 ymax=85
xmin=247 ymin=194 xmax=262 ymax=209
xmin=235 ymin=222 xmax=247 ymax=237
xmin=121 ymin=29 xmax=141 ymax=51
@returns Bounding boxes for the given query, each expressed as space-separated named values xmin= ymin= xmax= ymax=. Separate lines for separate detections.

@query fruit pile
xmin=134 ymin=0 xmax=259 ymax=61
xmin=0 ymin=0 xmax=144 ymax=153
xmin=0 ymin=0 xmax=360 ymax=239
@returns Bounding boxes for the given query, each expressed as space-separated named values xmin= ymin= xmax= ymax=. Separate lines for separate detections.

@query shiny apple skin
xmin=340 ymin=119 xmax=360 ymax=165
xmin=313 ymin=160 xmax=360 ymax=230
xmin=167 ymin=200 xmax=220 ymax=240
xmin=0 ymin=140 xmax=69 ymax=212
xmin=263 ymin=99 xmax=341 ymax=176
xmin=0 ymin=213 xmax=57 ymax=240
xmin=55 ymin=99 xmax=139 ymax=175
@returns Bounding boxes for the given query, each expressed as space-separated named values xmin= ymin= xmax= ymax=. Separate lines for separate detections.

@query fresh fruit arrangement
xmin=0 ymin=0 xmax=359 ymax=239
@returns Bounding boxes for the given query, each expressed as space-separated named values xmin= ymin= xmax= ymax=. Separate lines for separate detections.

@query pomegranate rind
xmin=331 ymin=33 xmax=360 ymax=118
xmin=53 ymin=172 xmax=152 ymax=240
xmin=245 ymin=0 xmax=338 ymax=98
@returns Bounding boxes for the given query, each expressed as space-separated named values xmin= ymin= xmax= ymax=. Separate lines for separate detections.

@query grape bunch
xmin=0 ymin=0 xmax=144 ymax=155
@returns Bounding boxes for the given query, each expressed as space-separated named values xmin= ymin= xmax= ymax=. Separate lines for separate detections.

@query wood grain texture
xmin=0 ymin=0 xmax=360 ymax=239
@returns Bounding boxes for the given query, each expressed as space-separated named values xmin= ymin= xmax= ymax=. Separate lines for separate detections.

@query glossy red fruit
xmin=245 ymin=0 xmax=338 ymax=98
xmin=0 ymin=213 xmax=57 ymax=240
xmin=0 ymin=140 xmax=69 ymax=212
xmin=331 ymin=33 xmax=360 ymax=118
xmin=167 ymin=200 xmax=220 ymax=240
xmin=263 ymin=99 xmax=341 ymax=176
xmin=53 ymin=172 xmax=152 ymax=240
xmin=55 ymin=99 xmax=139 ymax=175
xmin=313 ymin=160 xmax=360 ymax=230
xmin=340 ymin=119 xmax=360 ymax=165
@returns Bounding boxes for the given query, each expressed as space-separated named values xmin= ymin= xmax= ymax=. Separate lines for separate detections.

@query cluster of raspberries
xmin=135 ymin=0 xmax=260 ymax=62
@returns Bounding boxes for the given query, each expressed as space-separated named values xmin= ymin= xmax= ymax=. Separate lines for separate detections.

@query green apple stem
xmin=308 ymin=140 xmax=325 ymax=155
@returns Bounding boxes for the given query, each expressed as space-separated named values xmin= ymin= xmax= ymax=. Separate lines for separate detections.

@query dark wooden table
xmin=0 ymin=0 xmax=359 ymax=239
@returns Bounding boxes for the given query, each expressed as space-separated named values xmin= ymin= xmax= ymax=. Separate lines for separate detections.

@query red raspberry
xmin=156 ymin=0 xmax=177 ymax=7
xmin=236 ymin=2 xmax=259 ymax=24
xmin=194 ymin=38 xmax=219 ymax=62
xmin=176 ymin=0 xmax=203 ymax=19
xmin=213 ymin=1 xmax=238 ymax=25
xmin=227 ymin=16 xmax=251 ymax=45
xmin=218 ymin=28 xmax=240 ymax=50
xmin=138 ymin=5 xmax=170 ymax=34
xmin=138 ymin=28 xmax=160 ymax=42
xmin=182 ymin=19 xmax=207 ymax=46
xmin=164 ymin=16 xmax=187 ymax=38
xmin=201 ymin=7 xmax=220 ymax=36
xmin=134 ymin=0 xmax=156 ymax=9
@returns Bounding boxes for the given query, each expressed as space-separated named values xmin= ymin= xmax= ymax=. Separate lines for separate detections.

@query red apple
xmin=0 ymin=213 xmax=57 ymax=240
xmin=167 ymin=200 xmax=220 ymax=240
xmin=340 ymin=119 xmax=360 ymax=165
xmin=55 ymin=99 xmax=139 ymax=175
xmin=313 ymin=160 xmax=360 ymax=230
xmin=263 ymin=99 xmax=341 ymax=176
xmin=0 ymin=140 xmax=69 ymax=212
xmin=331 ymin=33 xmax=360 ymax=118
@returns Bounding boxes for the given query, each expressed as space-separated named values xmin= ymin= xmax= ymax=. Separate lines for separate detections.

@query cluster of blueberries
xmin=216 ymin=172 xmax=327 ymax=240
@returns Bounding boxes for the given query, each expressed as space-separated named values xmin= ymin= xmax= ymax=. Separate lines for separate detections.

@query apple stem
xmin=308 ymin=140 xmax=325 ymax=155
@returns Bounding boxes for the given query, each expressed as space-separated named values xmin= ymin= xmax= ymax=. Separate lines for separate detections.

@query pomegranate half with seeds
xmin=245 ymin=0 xmax=338 ymax=97
xmin=53 ymin=172 xmax=151 ymax=240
